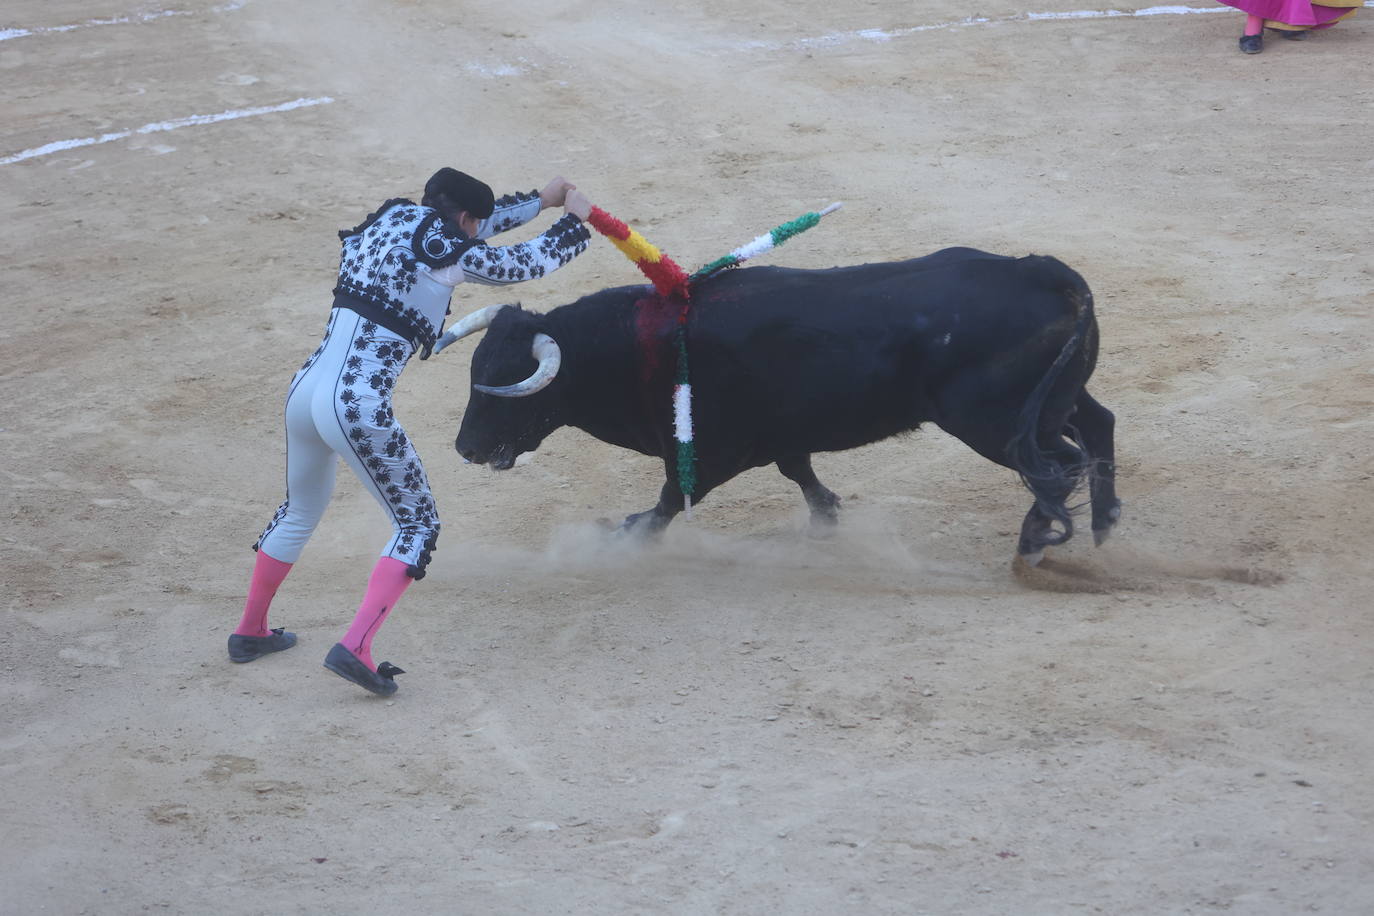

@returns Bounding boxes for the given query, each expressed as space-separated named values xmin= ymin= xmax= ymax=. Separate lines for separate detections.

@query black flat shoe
xmin=1278 ymin=28 xmax=1308 ymax=39
xmin=323 ymin=642 xmax=404 ymax=696
xmin=1239 ymin=33 xmax=1263 ymax=54
xmin=228 ymin=627 xmax=297 ymax=662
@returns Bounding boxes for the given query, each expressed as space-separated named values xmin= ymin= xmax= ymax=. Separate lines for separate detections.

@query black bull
xmin=436 ymin=246 xmax=1121 ymax=562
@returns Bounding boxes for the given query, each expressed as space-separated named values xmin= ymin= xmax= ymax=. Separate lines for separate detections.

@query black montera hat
xmin=422 ymin=168 xmax=495 ymax=219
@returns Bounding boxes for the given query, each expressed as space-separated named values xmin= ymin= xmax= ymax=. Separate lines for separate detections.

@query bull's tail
xmin=1006 ymin=274 xmax=1096 ymax=546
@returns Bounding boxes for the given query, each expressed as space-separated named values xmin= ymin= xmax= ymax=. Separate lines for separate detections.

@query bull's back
xmin=692 ymin=248 xmax=1081 ymax=334
xmin=682 ymin=249 xmax=1089 ymax=455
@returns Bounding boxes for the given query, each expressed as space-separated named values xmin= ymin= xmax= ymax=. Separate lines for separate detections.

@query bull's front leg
xmin=775 ymin=454 xmax=841 ymax=533
xmin=617 ymin=480 xmax=685 ymax=537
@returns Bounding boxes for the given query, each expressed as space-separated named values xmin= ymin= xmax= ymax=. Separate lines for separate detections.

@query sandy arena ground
xmin=3 ymin=1 xmax=1373 ymax=913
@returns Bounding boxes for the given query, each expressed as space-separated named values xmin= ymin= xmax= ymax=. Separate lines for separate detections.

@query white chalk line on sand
xmin=0 ymin=97 xmax=333 ymax=166
xmin=468 ymin=3 xmax=1374 ymax=75
xmin=0 ymin=2 xmax=244 ymax=42
xmin=772 ymin=6 xmax=1230 ymax=49
xmin=745 ymin=3 xmax=1374 ymax=50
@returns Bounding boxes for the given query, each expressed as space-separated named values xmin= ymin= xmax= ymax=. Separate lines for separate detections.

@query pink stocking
xmin=339 ymin=557 xmax=412 ymax=671
xmin=234 ymin=551 xmax=293 ymax=637
xmin=1244 ymin=14 xmax=1263 ymax=35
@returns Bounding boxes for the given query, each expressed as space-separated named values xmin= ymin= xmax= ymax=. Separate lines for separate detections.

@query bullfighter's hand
xmin=540 ymin=176 xmax=576 ymax=210
xmin=563 ymin=189 xmax=592 ymax=221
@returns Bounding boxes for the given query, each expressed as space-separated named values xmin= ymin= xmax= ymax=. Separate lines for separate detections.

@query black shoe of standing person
xmin=323 ymin=642 xmax=404 ymax=696
xmin=1278 ymin=28 xmax=1308 ymax=39
xmin=228 ymin=627 xmax=297 ymax=662
xmin=1239 ymin=32 xmax=1263 ymax=54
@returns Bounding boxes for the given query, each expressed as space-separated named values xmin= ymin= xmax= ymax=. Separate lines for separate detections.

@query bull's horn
xmin=475 ymin=332 xmax=562 ymax=398
xmin=433 ymin=304 xmax=507 ymax=355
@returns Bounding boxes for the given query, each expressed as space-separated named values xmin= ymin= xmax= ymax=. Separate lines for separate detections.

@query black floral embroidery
xmin=254 ymin=501 xmax=290 ymax=552
xmin=259 ymin=305 xmax=443 ymax=575
xmin=317 ymin=319 xmax=442 ymax=572
xmin=298 ymin=343 xmax=325 ymax=374
xmin=334 ymin=204 xmax=455 ymax=350
xmin=456 ymin=214 xmax=588 ymax=287
xmin=293 ymin=310 xmax=340 ymax=376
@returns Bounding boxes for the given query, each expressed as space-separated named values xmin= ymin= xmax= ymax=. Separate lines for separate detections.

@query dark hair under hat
xmin=422 ymin=168 xmax=495 ymax=220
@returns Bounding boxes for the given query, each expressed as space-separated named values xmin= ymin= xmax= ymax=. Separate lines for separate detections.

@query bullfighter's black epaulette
xmin=338 ymin=197 xmax=417 ymax=241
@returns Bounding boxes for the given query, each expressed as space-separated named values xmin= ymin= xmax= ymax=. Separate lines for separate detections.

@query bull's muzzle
xmin=456 ymin=441 xmax=517 ymax=470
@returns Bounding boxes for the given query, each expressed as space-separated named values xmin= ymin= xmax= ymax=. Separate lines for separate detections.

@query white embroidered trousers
xmin=255 ymin=309 xmax=439 ymax=577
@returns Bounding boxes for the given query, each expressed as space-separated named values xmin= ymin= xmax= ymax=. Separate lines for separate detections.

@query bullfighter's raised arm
xmin=458 ymin=189 xmax=592 ymax=285
xmin=475 ymin=176 xmax=580 ymax=239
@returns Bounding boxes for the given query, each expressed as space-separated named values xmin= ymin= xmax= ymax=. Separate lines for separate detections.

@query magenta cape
xmin=1217 ymin=0 xmax=1359 ymax=27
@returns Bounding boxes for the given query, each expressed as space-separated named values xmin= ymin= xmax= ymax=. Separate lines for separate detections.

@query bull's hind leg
xmin=1014 ymin=438 xmax=1089 ymax=565
xmin=1071 ymin=391 xmax=1121 ymax=545
xmin=936 ymin=404 xmax=1086 ymax=565
xmin=776 ymin=454 xmax=841 ymax=532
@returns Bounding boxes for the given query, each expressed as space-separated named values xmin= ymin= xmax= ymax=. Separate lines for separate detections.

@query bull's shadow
xmin=434 ymin=246 xmax=1121 ymax=566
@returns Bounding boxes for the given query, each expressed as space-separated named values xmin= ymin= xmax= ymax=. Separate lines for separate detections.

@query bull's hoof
xmin=806 ymin=507 xmax=839 ymax=538
xmin=616 ymin=509 xmax=670 ymax=539
xmin=1020 ymin=548 xmax=1045 ymax=568
xmin=807 ymin=520 xmax=839 ymax=540
xmin=1018 ymin=506 xmax=1071 ymax=559
xmin=1092 ymin=502 xmax=1122 ymax=546
xmin=1017 ymin=529 xmax=1057 ymax=559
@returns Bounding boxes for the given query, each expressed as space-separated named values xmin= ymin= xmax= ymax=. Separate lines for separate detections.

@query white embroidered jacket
xmin=332 ymin=191 xmax=590 ymax=353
